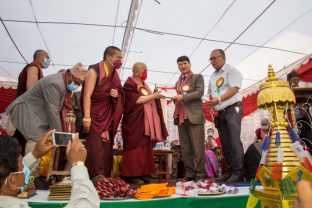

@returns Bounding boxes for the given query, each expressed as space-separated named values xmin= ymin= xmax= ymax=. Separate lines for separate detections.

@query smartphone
xmin=52 ymin=132 xmax=74 ymax=146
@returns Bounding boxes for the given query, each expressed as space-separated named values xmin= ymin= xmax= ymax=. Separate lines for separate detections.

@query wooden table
xmin=153 ymin=150 xmax=173 ymax=182
xmin=113 ymin=149 xmax=173 ymax=182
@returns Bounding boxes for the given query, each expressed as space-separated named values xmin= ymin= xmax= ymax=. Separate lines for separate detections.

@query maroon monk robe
xmin=60 ymin=71 xmax=76 ymax=133
xmin=81 ymin=63 xmax=124 ymax=178
xmin=121 ymin=77 xmax=168 ymax=177
xmin=16 ymin=63 xmax=43 ymax=97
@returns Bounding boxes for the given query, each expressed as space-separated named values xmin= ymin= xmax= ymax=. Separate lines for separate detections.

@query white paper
xmin=159 ymin=89 xmax=177 ymax=99
xmin=201 ymin=95 xmax=210 ymax=102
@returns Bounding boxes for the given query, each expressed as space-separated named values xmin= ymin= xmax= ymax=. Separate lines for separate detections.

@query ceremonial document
xmin=157 ymin=87 xmax=177 ymax=99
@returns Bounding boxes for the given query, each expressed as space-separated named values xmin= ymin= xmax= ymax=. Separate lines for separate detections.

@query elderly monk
xmin=5 ymin=63 xmax=87 ymax=154
xmin=15 ymin=49 xmax=50 ymax=154
xmin=81 ymin=46 xmax=124 ymax=181
xmin=122 ymin=62 xmax=168 ymax=184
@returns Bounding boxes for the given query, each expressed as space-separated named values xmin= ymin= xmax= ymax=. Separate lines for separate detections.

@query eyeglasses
xmin=209 ymin=55 xmax=222 ymax=62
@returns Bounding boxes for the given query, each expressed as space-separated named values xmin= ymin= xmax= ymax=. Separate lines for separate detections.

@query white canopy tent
xmin=1 ymin=0 xmax=312 ymax=91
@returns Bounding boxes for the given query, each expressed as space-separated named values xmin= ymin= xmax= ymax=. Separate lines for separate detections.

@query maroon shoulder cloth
xmin=16 ymin=63 xmax=43 ymax=97
xmin=122 ymin=77 xmax=168 ymax=151
xmin=80 ymin=62 xmax=124 ymax=138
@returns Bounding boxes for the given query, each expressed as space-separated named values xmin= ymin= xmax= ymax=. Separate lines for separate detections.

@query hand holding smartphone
xmin=52 ymin=132 xmax=75 ymax=146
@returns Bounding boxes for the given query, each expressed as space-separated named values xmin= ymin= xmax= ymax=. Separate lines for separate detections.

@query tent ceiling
xmin=1 ymin=0 xmax=312 ymax=90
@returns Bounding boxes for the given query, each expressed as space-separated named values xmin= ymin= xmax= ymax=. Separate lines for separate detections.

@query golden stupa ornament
xmin=246 ymin=64 xmax=312 ymax=208
xmin=64 ymin=110 xmax=76 ymax=133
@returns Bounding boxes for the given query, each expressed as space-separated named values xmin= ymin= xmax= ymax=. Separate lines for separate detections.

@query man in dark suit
xmin=172 ymin=56 xmax=206 ymax=181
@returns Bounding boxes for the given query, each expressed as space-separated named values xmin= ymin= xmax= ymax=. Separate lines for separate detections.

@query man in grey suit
xmin=5 ymin=63 xmax=87 ymax=154
xmin=172 ymin=56 xmax=206 ymax=181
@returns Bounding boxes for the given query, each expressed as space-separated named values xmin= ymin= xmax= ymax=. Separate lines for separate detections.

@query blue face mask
xmin=67 ymin=81 xmax=78 ymax=92
xmin=6 ymin=162 xmax=31 ymax=192
xmin=43 ymin=58 xmax=51 ymax=68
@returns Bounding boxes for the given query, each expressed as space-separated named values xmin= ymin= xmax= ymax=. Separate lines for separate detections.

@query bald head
xmin=132 ymin=62 xmax=146 ymax=73
xmin=33 ymin=49 xmax=50 ymax=68
xmin=260 ymin=118 xmax=270 ymax=126
xmin=70 ymin=63 xmax=87 ymax=83
xmin=132 ymin=62 xmax=147 ymax=81
xmin=33 ymin=50 xmax=48 ymax=60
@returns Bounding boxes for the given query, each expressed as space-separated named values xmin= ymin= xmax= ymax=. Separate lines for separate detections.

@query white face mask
xmin=208 ymin=132 xmax=214 ymax=137
xmin=261 ymin=125 xmax=269 ymax=131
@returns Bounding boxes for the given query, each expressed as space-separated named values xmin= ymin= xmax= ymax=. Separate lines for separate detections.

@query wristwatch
xmin=72 ymin=161 xmax=85 ymax=167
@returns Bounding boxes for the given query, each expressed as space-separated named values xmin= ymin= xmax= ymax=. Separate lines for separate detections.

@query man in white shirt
xmin=0 ymin=130 xmax=100 ymax=208
xmin=206 ymin=49 xmax=244 ymax=182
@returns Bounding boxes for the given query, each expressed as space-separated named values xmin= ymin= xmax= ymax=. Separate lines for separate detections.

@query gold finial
xmin=267 ymin=64 xmax=278 ymax=82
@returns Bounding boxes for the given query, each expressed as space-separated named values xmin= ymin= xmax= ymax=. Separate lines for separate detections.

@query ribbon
xmin=297 ymin=170 xmax=303 ymax=182
xmin=282 ymin=200 xmax=290 ymax=208
xmin=265 ymin=173 xmax=273 ymax=187
xmin=260 ymin=150 xmax=268 ymax=165
xmin=246 ymin=194 xmax=259 ymax=208
xmin=303 ymin=157 xmax=312 ymax=171
xmin=249 ymin=179 xmax=256 ymax=194
xmin=281 ymin=177 xmax=297 ymax=197
xmin=255 ymin=165 xmax=262 ymax=180
xmin=289 ymin=128 xmax=299 ymax=143
xmin=275 ymin=131 xmax=281 ymax=146
xmin=262 ymin=135 xmax=271 ymax=151
xmin=272 ymin=162 xmax=283 ymax=180
xmin=215 ymin=77 xmax=224 ymax=94
xmin=277 ymin=146 xmax=284 ymax=163
xmin=157 ymin=87 xmax=176 ymax=91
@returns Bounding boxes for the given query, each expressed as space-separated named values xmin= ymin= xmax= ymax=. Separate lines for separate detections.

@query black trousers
xmin=216 ymin=102 xmax=244 ymax=176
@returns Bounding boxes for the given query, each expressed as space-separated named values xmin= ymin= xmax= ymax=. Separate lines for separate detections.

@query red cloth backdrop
xmin=203 ymin=91 xmax=259 ymax=122
xmin=0 ymin=87 xmax=16 ymax=113
xmin=295 ymin=58 xmax=312 ymax=82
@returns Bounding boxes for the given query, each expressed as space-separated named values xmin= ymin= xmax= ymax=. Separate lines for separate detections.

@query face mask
xmin=43 ymin=58 xmax=51 ymax=69
xmin=140 ymin=71 xmax=147 ymax=81
xmin=109 ymin=56 xmax=122 ymax=70
xmin=261 ymin=125 xmax=269 ymax=131
xmin=6 ymin=162 xmax=31 ymax=192
xmin=67 ymin=82 xmax=78 ymax=92
xmin=208 ymin=132 xmax=214 ymax=137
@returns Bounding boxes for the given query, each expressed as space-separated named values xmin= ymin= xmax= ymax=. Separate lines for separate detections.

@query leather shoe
xmin=182 ymin=177 xmax=195 ymax=182
xmin=216 ymin=174 xmax=231 ymax=182
xmin=225 ymin=174 xmax=244 ymax=183
xmin=141 ymin=175 xmax=159 ymax=184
